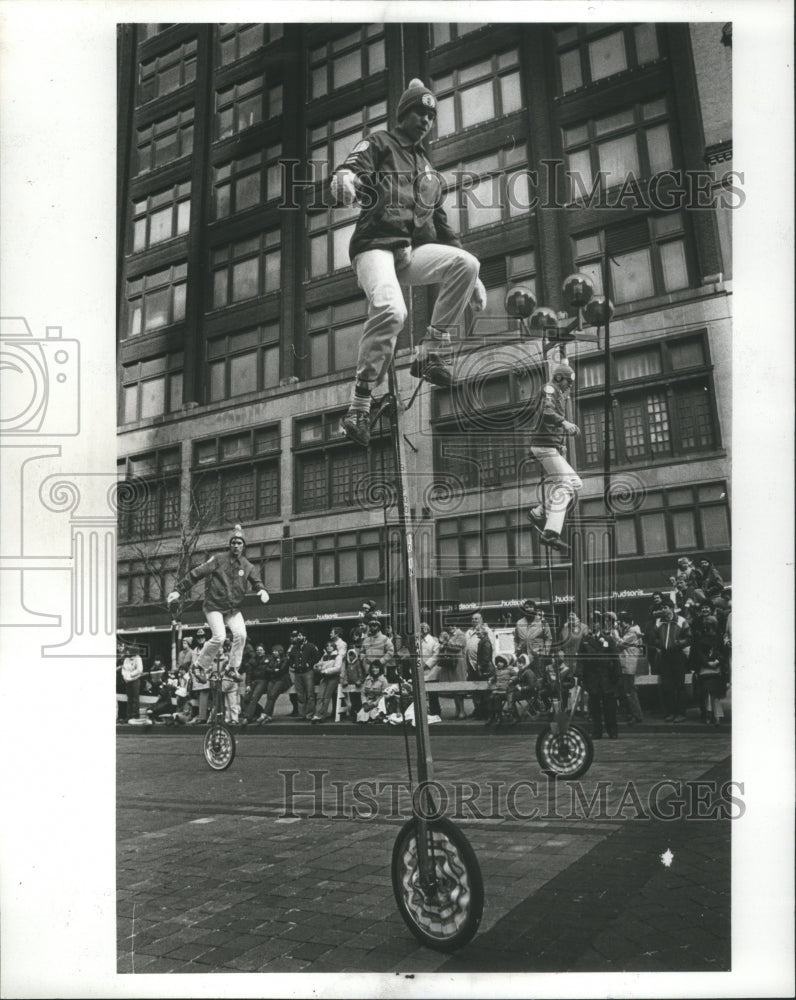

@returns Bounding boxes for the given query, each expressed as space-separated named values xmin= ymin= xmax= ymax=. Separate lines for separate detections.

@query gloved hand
xmin=258 ymin=589 xmax=270 ymax=604
xmin=330 ymin=169 xmax=359 ymax=206
xmin=166 ymin=590 xmax=180 ymax=605
xmin=470 ymin=277 xmax=487 ymax=312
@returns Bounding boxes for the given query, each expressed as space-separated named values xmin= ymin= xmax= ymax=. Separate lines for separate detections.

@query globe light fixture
xmin=504 ymin=285 xmax=537 ymax=318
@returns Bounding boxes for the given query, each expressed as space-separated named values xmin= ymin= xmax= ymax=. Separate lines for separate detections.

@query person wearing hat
xmin=615 ymin=610 xmax=645 ymax=724
xmin=526 ymin=362 xmax=583 ymax=553
xmin=688 ymin=613 xmax=728 ymax=724
xmin=514 ymin=599 xmax=551 ymax=667
xmin=330 ymin=78 xmax=487 ymax=448
xmin=167 ymin=525 xmax=270 ymax=692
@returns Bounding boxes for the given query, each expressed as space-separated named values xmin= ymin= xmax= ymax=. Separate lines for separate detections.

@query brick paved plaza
xmin=117 ymin=723 xmax=733 ymax=980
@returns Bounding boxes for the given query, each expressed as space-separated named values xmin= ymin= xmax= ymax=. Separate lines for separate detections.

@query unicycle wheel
xmin=391 ymin=816 xmax=483 ymax=951
xmin=535 ymin=723 xmax=593 ymax=779
xmin=203 ymin=723 xmax=236 ymax=770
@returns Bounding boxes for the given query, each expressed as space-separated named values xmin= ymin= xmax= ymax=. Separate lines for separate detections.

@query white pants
xmin=196 ymin=610 xmax=247 ymax=673
xmin=529 ymin=447 xmax=583 ymax=535
xmin=352 ymin=244 xmax=480 ymax=384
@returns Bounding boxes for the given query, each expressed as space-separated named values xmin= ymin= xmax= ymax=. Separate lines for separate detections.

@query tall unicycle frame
xmin=381 ymin=361 xmax=484 ymax=951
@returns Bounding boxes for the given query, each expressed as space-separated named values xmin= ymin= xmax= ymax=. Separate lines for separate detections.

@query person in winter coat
xmin=331 ymin=78 xmax=487 ymax=448
xmin=615 ymin=610 xmax=645 ymax=724
xmin=261 ymin=644 xmax=290 ymax=723
xmin=436 ymin=626 xmax=468 ymax=720
xmin=240 ymin=644 xmax=269 ymax=725
xmin=167 ymin=524 xmax=269 ymax=688
xmin=187 ymin=628 xmax=211 ymax=724
xmin=525 ymin=363 xmax=583 ymax=552
xmin=697 ymin=558 xmax=725 ymax=600
xmin=312 ymin=641 xmax=344 ymax=723
xmin=285 ymin=629 xmax=321 ymax=721
xmin=357 ymin=661 xmax=390 ymax=722
xmin=689 ymin=616 xmax=729 ymax=724
xmin=578 ymin=617 xmax=622 ymax=739
xmin=651 ymin=605 xmax=692 ymax=722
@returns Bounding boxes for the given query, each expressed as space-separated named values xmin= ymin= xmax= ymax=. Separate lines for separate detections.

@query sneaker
xmin=526 ymin=507 xmax=545 ymax=529
xmin=409 ymin=352 xmax=455 ymax=388
xmin=341 ymin=408 xmax=371 ymax=447
xmin=539 ymin=529 xmax=568 ymax=553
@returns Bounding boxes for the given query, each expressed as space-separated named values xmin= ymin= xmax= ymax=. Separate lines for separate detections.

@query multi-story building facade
xmin=116 ymin=21 xmax=732 ymax=655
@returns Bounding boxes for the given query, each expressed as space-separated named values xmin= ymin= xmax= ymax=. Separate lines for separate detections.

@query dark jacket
xmin=578 ymin=632 xmax=622 ymax=682
xmin=177 ymin=550 xmax=265 ymax=615
xmin=652 ymin=616 xmax=691 ymax=654
xmin=531 ymin=383 xmax=569 ymax=449
xmin=247 ymin=653 xmax=270 ymax=685
xmin=334 ymin=128 xmax=461 ymax=261
xmin=263 ymin=653 xmax=289 ymax=682
xmin=286 ymin=640 xmax=321 ymax=675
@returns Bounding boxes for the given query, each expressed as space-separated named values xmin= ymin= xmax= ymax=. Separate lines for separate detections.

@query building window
xmin=469 ymin=250 xmax=537 ymax=340
xmin=211 ymin=231 xmax=280 ymax=308
xmin=440 ymin=144 xmax=532 ymax=234
xmin=579 ymin=481 xmax=730 ymax=556
xmin=139 ymin=40 xmax=197 ymax=103
xmin=430 ymin=23 xmax=489 ymax=47
xmin=206 ymin=324 xmax=280 ymax=402
xmin=213 ymin=145 xmax=283 ymax=219
xmin=131 ymin=182 xmax=191 ymax=252
xmin=135 ymin=107 xmax=194 ymax=175
xmin=309 ymin=25 xmax=385 ymax=100
xmin=575 ymin=333 xmax=719 ymax=468
xmin=245 ymin=541 xmax=283 ymax=593
xmin=118 ymin=447 xmax=181 ymax=540
xmin=138 ymin=24 xmax=174 ymax=42
xmin=293 ymin=410 xmax=395 ymax=514
xmin=192 ymin=426 xmax=281 ymax=527
xmin=433 ymin=367 xmax=546 ymax=490
xmin=216 ymin=76 xmax=283 ymax=140
xmin=306 ymin=299 xmax=367 ymax=377
xmin=437 ymin=508 xmax=557 ymax=576
xmin=555 ymin=23 xmax=661 ymax=95
xmin=307 ymin=203 xmax=359 ymax=278
xmin=432 ymin=49 xmax=522 ymax=139
xmin=217 ymin=23 xmax=283 ymax=65
xmin=309 ymin=99 xmax=388 ymax=184
xmin=292 ymin=529 xmax=384 ymax=589
xmin=572 ymin=213 xmax=690 ymax=305
xmin=126 ymin=262 xmax=187 ymax=338
xmin=121 ymin=352 xmax=183 ymax=424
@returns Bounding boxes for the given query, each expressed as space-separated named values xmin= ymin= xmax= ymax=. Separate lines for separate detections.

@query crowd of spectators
xmin=117 ymin=559 xmax=730 ymax=732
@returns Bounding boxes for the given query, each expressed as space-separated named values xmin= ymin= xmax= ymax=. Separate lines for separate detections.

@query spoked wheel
xmin=392 ymin=816 xmax=484 ymax=951
xmin=203 ymin=723 xmax=236 ymax=770
xmin=535 ymin=723 xmax=593 ymax=779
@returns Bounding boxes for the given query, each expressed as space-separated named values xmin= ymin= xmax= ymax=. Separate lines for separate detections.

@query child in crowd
xmin=357 ymin=661 xmax=389 ymax=723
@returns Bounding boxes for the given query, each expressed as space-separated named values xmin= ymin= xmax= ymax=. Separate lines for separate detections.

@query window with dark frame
xmin=138 ymin=39 xmax=197 ymax=104
xmin=306 ymin=299 xmax=368 ymax=378
xmin=555 ymin=23 xmax=662 ymax=96
xmin=468 ymin=249 xmax=537 ymax=340
xmin=215 ymin=76 xmax=283 ymax=141
xmin=117 ymin=447 xmax=182 ymax=540
xmin=206 ymin=324 xmax=280 ymax=402
xmin=292 ymin=528 xmax=384 ymax=590
xmin=211 ymin=231 xmax=281 ymax=309
xmin=437 ymin=507 xmax=565 ymax=576
xmin=578 ymin=481 xmax=730 ymax=556
xmin=293 ymin=410 xmax=395 ymax=514
xmin=308 ymin=25 xmax=385 ymax=100
xmin=562 ymin=96 xmax=675 ymax=202
xmin=125 ymin=262 xmax=188 ymax=338
xmin=432 ymin=49 xmax=522 ymax=139
xmin=191 ymin=426 xmax=281 ymax=528
xmin=135 ymin=107 xmax=194 ymax=175
xmin=216 ymin=23 xmax=283 ymax=66
xmin=430 ymin=23 xmax=490 ymax=48
xmin=572 ymin=212 xmax=690 ymax=305
xmin=121 ymin=352 xmax=183 ymax=424
xmin=131 ymin=182 xmax=191 ymax=252
xmin=212 ymin=145 xmax=283 ymax=219
xmin=574 ymin=332 xmax=719 ymax=468
xmin=440 ymin=143 xmax=533 ymax=235
xmin=309 ymin=99 xmax=388 ymax=186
